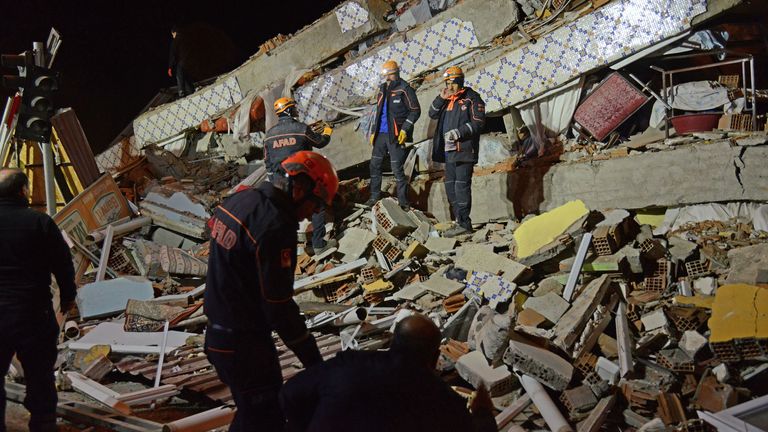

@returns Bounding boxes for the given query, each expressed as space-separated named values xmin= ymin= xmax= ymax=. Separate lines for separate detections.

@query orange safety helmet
xmin=443 ymin=66 xmax=464 ymax=83
xmin=380 ymin=60 xmax=400 ymax=76
xmin=281 ymin=151 xmax=339 ymax=206
xmin=273 ymin=97 xmax=297 ymax=115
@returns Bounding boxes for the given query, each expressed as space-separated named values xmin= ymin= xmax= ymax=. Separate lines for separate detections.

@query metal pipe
xmin=40 ymin=142 xmax=57 ymax=215
xmin=95 ymin=224 xmax=114 ymax=282
xmin=750 ymin=57 xmax=757 ymax=131
xmin=64 ymin=321 xmax=80 ymax=339
xmin=32 ymin=41 xmax=45 ymax=66
xmin=87 ymin=216 xmax=151 ymax=243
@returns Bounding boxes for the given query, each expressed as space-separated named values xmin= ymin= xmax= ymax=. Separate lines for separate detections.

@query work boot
xmin=443 ymin=224 xmax=471 ymax=238
xmin=363 ymin=197 xmax=378 ymax=208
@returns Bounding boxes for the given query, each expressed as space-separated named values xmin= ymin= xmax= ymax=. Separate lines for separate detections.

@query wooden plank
xmin=294 ymin=258 xmax=367 ymax=293
xmin=564 ymin=233 xmax=592 ymax=301
xmin=577 ymin=394 xmax=616 ymax=432
xmin=616 ymin=301 xmax=634 ymax=377
xmin=496 ymin=394 xmax=532 ymax=428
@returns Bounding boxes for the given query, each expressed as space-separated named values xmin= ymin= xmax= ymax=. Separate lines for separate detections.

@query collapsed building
xmin=3 ymin=0 xmax=768 ymax=430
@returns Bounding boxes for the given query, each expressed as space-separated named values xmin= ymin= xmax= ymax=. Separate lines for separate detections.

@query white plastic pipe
xmin=87 ymin=216 xmax=151 ymax=243
xmin=519 ymin=374 xmax=573 ymax=432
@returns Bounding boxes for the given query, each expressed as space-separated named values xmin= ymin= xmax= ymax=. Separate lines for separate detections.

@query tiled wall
xmin=295 ymin=18 xmax=480 ymax=124
xmin=465 ymin=0 xmax=707 ymax=112
xmin=133 ymin=77 xmax=242 ymax=146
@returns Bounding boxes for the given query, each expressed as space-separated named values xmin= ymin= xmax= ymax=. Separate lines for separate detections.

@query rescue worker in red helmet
xmin=428 ymin=66 xmax=486 ymax=237
xmin=265 ymin=96 xmax=334 ymax=255
xmin=204 ymin=151 xmax=338 ymax=431
xmin=365 ymin=60 xmax=421 ymax=210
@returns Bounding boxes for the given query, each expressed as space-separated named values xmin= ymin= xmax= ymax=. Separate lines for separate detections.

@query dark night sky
xmin=1 ymin=0 xmax=345 ymax=153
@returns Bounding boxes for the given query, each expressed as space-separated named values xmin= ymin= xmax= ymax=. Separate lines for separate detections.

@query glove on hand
xmin=444 ymin=128 xmax=461 ymax=142
xmin=397 ymin=130 xmax=407 ymax=145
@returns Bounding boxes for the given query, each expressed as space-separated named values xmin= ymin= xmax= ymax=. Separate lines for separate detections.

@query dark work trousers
xmin=0 ymin=305 xmax=59 ymax=432
xmin=205 ymin=324 xmax=285 ymax=432
xmin=369 ymin=134 xmax=409 ymax=206
xmin=175 ymin=66 xmax=195 ymax=97
xmin=445 ymin=161 xmax=474 ymax=230
xmin=311 ymin=209 xmax=326 ymax=250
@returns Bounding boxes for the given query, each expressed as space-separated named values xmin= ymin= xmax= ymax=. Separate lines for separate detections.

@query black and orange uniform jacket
xmin=369 ymin=78 xmax=421 ymax=143
xmin=428 ymin=87 xmax=486 ymax=164
xmin=264 ymin=116 xmax=330 ymax=176
xmin=204 ymin=182 xmax=321 ymax=365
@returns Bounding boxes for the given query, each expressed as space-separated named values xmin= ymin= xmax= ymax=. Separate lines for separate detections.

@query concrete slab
xmin=76 ymin=277 xmax=155 ymax=319
xmin=420 ymin=275 xmax=465 ymax=297
xmin=455 ymin=244 xmax=529 ymax=283
xmin=523 ymin=292 xmax=570 ymax=324
xmin=337 ymin=227 xmax=376 ymax=262
xmin=392 ymin=283 xmax=428 ymax=301
xmin=725 ymin=244 xmax=768 ymax=286
xmin=456 ymin=350 xmax=514 ymax=396
xmin=504 ymin=340 xmax=573 ymax=391
xmin=425 ymin=236 xmax=457 ymax=252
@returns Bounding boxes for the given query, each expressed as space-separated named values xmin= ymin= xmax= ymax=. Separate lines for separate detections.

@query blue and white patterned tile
xmin=134 ymin=77 xmax=242 ymax=145
xmin=295 ymin=18 xmax=480 ymax=124
xmin=335 ymin=1 xmax=370 ymax=33
xmin=464 ymin=0 xmax=706 ymax=112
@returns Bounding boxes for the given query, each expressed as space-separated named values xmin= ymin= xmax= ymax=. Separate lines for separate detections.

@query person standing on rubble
xmin=168 ymin=25 xmax=195 ymax=97
xmin=264 ymin=97 xmax=335 ymax=255
xmin=365 ymin=60 xmax=421 ymax=211
xmin=280 ymin=313 xmax=497 ymax=432
xmin=205 ymin=151 xmax=338 ymax=432
xmin=429 ymin=66 xmax=486 ymax=237
xmin=0 ymin=168 xmax=76 ymax=432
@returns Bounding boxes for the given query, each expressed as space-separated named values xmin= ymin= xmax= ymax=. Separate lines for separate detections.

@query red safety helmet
xmin=281 ymin=151 xmax=339 ymax=206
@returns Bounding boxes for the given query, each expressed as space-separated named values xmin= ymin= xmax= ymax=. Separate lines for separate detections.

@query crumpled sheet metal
xmin=133 ymin=76 xmax=242 ymax=145
xmin=295 ymin=18 xmax=479 ymax=124
xmin=465 ymin=0 xmax=707 ymax=113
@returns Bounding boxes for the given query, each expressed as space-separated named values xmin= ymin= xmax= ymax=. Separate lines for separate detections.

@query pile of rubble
xmin=10 ymin=149 xmax=767 ymax=430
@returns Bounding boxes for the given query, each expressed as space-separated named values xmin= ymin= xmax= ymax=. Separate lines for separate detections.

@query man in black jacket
xmin=205 ymin=151 xmax=338 ymax=432
xmin=0 ymin=169 xmax=76 ymax=432
xmin=366 ymin=60 xmax=421 ymax=210
xmin=168 ymin=26 xmax=195 ymax=97
xmin=280 ymin=313 xmax=497 ymax=432
xmin=264 ymin=97 xmax=334 ymax=254
xmin=429 ymin=66 xmax=486 ymax=237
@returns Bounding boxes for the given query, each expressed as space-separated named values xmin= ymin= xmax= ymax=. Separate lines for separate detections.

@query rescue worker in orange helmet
xmin=365 ymin=60 xmax=421 ymax=211
xmin=428 ymin=66 xmax=486 ymax=237
xmin=204 ymin=151 xmax=338 ymax=431
xmin=264 ymin=96 xmax=335 ymax=255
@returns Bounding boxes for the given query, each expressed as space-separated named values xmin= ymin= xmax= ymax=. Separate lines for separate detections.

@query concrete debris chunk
xmin=455 ymin=244 xmax=530 ymax=283
xmin=504 ymin=340 xmax=573 ymax=391
xmin=456 ymin=351 xmax=514 ymax=397
xmin=523 ymin=292 xmax=570 ymax=324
